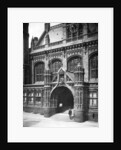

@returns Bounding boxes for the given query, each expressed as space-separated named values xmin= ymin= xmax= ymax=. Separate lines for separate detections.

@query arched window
xmin=34 ymin=62 xmax=44 ymax=82
xmin=89 ymin=53 xmax=98 ymax=79
xmin=67 ymin=56 xmax=82 ymax=72
xmin=49 ymin=59 xmax=62 ymax=73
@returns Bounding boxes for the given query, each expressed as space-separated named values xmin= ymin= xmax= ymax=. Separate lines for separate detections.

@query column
xmin=63 ymin=50 xmax=67 ymax=70
xmin=31 ymin=60 xmax=34 ymax=84
xmin=43 ymin=70 xmax=55 ymax=117
xmin=83 ymin=23 xmax=88 ymax=41
xmin=74 ymin=64 xmax=86 ymax=122
xmin=83 ymin=47 xmax=89 ymax=82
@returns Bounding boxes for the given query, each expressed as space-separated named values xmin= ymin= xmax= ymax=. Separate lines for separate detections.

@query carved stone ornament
xmin=70 ymin=24 xmax=78 ymax=33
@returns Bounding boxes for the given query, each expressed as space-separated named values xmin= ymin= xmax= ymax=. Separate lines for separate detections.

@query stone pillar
xmin=31 ymin=60 xmax=34 ymax=84
xmin=83 ymin=23 xmax=88 ymax=41
xmin=74 ymin=63 xmax=86 ymax=122
xmin=63 ymin=24 xmax=67 ymax=40
xmin=62 ymin=50 xmax=67 ymax=70
xmin=43 ymin=70 xmax=55 ymax=117
xmin=23 ymin=65 xmax=25 ymax=84
xmin=44 ymin=59 xmax=48 ymax=70
xmin=83 ymin=47 xmax=89 ymax=82
xmin=45 ymin=34 xmax=50 ymax=45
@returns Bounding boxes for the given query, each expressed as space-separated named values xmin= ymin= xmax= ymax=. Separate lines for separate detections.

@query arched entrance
xmin=51 ymin=86 xmax=74 ymax=113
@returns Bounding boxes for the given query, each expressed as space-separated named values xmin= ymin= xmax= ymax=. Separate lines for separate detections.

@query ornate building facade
xmin=23 ymin=23 xmax=98 ymax=122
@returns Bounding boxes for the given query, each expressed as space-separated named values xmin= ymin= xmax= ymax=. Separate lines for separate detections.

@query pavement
xmin=23 ymin=111 xmax=98 ymax=127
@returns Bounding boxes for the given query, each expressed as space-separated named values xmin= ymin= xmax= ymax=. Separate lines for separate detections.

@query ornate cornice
xmin=30 ymin=40 xmax=98 ymax=58
xmin=48 ymin=51 xmax=63 ymax=60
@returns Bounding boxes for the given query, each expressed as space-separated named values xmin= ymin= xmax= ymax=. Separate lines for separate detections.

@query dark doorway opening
xmin=51 ymin=86 xmax=74 ymax=113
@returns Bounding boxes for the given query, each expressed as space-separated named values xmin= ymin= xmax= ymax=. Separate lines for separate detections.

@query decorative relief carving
xmin=70 ymin=24 xmax=78 ymax=33
xmin=33 ymin=55 xmax=45 ymax=62
xmin=66 ymin=75 xmax=72 ymax=82
xmin=48 ymin=51 xmax=62 ymax=60
xmin=88 ymin=45 xmax=98 ymax=55
xmin=67 ymin=48 xmax=83 ymax=58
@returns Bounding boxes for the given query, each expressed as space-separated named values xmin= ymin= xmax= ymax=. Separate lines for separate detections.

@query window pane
xmin=90 ymin=99 xmax=92 ymax=106
xmin=37 ymin=75 xmax=40 ymax=81
xmin=90 ymin=93 xmax=93 ymax=98
xmin=35 ymin=63 xmax=44 ymax=82
xmin=93 ymin=93 xmax=97 ymax=98
xmin=37 ymin=75 xmax=39 ymax=81
xmin=53 ymin=62 xmax=55 ymax=72
xmin=50 ymin=60 xmax=61 ymax=73
xmin=68 ymin=57 xmax=82 ymax=72
xmin=90 ymin=54 xmax=98 ymax=79
xmin=93 ymin=99 xmax=97 ymax=106
xmin=36 ymin=67 xmax=38 ymax=74
xmin=91 ymin=70 xmax=96 ymax=78
xmin=39 ymin=93 xmax=41 ymax=97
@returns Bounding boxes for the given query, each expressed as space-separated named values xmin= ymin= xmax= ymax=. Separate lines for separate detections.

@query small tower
xmin=31 ymin=37 xmax=38 ymax=49
xmin=45 ymin=34 xmax=50 ymax=45
xmin=43 ymin=69 xmax=55 ymax=117
xmin=31 ymin=37 xmax=34 ymax=50
xmin=74 ymin=63 xmax=85 ymax=122
xmin=45 ymin=23 xmax=50 ymax=45
xmin=23 ymin=23 xmax=30 ymax=84
xmin=45 ymin=23 xmax=50 ymax=33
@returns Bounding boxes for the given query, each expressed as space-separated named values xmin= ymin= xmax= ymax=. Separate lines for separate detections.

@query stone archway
xmin=50 ymin=86 xmax=74 ymax=113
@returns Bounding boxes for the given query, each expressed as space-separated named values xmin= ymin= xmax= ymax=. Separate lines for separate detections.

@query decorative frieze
xmin=48 ymin=51 xmax=62 ymax=59
xmin=88 ymin=45 xmax=98 ymax=55
xmin=33 ymin=55 xmax=45 ymax=62
xmin=66 ymin=48 xmax=83 ymax=57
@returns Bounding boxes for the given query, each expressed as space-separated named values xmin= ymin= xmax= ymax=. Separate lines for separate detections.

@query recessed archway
xmin=51 ymin=86 xmax=74 ymax=113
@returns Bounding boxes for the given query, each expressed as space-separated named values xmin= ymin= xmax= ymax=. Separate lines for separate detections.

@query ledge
xmin=30 ymin=33 xmax=98 ymax=55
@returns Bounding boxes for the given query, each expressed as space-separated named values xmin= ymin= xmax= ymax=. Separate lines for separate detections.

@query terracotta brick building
xmin=23 ymin=23 xmax=98 ymax=122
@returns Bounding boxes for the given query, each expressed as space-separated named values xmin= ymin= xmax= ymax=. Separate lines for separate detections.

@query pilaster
xmin=83 ymin=46 xmax=89 ymax=82
xmin=74 ymin=64 xmax=86 ymax=122
xmin=31 ymin=60 xmax=34 ymax=84
xmin=83 ymin=23 xmax=88 ymax=40
xmin=43 ymin=70 xmax=55 ymax=117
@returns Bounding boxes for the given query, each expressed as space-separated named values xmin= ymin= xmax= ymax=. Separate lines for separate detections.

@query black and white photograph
xmin=23 ymin=23 xmax=98 ymax=127
xmin=8 ymin=8 xmax=113 ymax=142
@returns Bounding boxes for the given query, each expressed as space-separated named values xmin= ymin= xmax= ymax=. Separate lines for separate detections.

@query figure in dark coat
xmin=68 ymin=109 xmax=72 ymax=119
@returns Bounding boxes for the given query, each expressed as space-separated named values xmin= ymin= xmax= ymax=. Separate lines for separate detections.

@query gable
xmin=66 ymin=72 xmax=74 ymax=82
xmin=66 ymin=75 xmax=72 ymax=82
xmin=48 ymin=26 xmax=65 ymax=43
xmin=36 ymin=31 xmax=46 ymax=46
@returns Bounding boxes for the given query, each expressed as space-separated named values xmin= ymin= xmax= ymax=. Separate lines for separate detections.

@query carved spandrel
xmin=67 ymin=48 xmax=83 ymax=57
xmin=48 ymin=52 xmax=62 ymax=60
xmin=88 ymin=45 xmax=98 ymax=55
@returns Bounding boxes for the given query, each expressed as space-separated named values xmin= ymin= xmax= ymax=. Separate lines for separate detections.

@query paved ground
xmin=23 ymin=111 xmax=98 ymax=127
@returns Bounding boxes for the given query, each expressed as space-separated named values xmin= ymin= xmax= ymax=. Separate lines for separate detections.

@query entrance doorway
xmin=51 ymin=86 xmax=74 ymax=113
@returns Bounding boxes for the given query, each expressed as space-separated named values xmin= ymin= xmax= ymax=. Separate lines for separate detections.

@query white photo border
xmin=8 ymin=8 xmax=113 ymax=142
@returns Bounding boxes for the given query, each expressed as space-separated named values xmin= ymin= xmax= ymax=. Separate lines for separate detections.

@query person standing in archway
xmin=68 ymin=108 xmax=72 ymax=119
